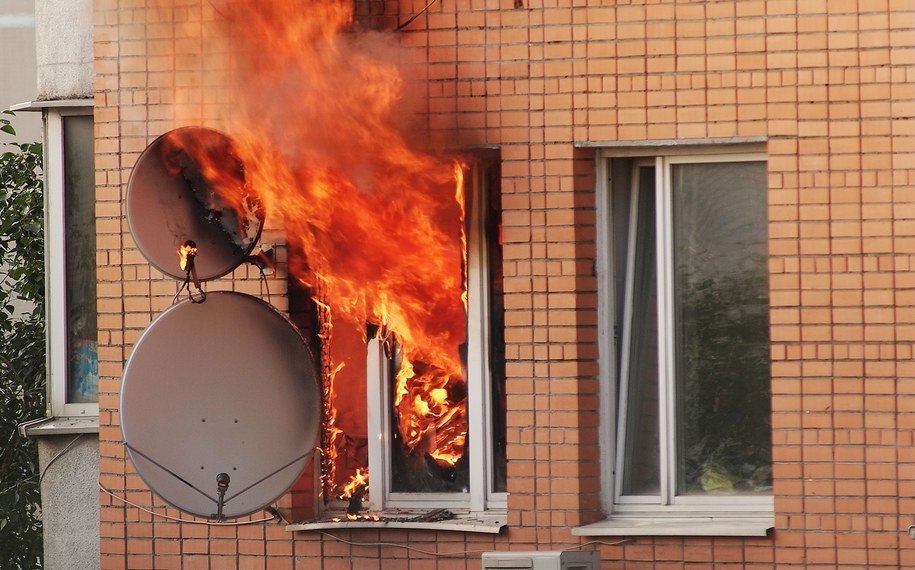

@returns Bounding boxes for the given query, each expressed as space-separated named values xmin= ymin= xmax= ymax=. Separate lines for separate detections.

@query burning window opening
xmin=305 ymin=165 xmax=470 ymax=518
xmin=282 ymin=158 xmax=505 ymax=523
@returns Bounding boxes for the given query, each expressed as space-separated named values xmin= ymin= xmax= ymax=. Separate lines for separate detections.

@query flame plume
xmin=153 ymin=0 xmax=470 ymax=499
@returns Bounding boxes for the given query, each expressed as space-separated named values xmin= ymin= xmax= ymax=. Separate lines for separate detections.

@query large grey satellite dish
xmin=120 ymin=292 xmax=320 ymax=519
xmin=126 ymin=126 xmax=265 ymax=281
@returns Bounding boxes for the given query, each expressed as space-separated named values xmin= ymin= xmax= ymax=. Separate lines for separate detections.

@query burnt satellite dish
xmin=120 ymin=292 xmax=320 ymax=519
xmin=126 ymin=126 xmax=265 ymax=281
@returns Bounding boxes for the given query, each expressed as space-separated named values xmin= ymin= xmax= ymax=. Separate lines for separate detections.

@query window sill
xmin=19 ymin=416 xmax=99 ymax=437
xmin=10 ymin=98 xmax=94 ymax=111
xmin=287 ymin=511 xmax=506 ymax=534
xmin=572 ymin=514 xmax=773 ymax=537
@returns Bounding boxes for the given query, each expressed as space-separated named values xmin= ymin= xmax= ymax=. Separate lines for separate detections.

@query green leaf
xmin=0 ymin=114 xmax=44 ymax=566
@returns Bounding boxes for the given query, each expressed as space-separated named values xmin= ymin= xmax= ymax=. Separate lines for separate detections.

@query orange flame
xmin=160 ymin=129 xmax=263 ymax=252
xmin=177 ymin=242 xmax=197 ymax=272
xmin=339 ymin=467 xmax=369 ymax=499
xmin=152 ymin=0 xmax=471 ymax=495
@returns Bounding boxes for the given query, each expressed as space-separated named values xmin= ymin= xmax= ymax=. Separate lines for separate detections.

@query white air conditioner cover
xmin=481 ymin=550 xmax=600 ymax=570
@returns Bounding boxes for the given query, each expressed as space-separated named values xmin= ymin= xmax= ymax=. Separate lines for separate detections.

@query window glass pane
xmin=486 ymin=165 xmax=507 ymax=494
xmin=610 ymin=159 xmax=633 ymax=348
xmin=671 ymin=161 xmax=770 ymax=496
xmin=620 ymin=166 xmax=660 ymax=496
xmin=64 ymin=115 xmax=98 ymax=404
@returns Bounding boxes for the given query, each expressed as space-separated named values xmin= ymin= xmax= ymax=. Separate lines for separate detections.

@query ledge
xmin=19 ymin=416 xmax=99 ymax=437
xmin=287 ymin=511 xmax=506 ymax=534
xmin=9 ymin=98 xmax=93 ymax=112
xmin=572 ymin=515 xmax=773 ymax=537
xmin=576 ymin=136 xmax=768 ymax=149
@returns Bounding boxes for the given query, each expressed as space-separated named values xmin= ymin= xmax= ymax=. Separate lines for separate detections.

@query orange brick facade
xmin=94 ymin=0 xmax=915 ymax=568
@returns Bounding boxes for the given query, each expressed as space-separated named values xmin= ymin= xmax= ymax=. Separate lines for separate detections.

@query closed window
xmin=603 ymin=151 xmax=771 ymax=515
xmin=46 ymin=109 xmax=97 ymax=417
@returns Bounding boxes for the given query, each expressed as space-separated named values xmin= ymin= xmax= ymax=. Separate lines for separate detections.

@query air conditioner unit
xmin=481 ymin=550 xmax=600 ymax=570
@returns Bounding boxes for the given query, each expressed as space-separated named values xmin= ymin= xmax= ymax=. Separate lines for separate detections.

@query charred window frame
xmin=596 ymin=147 xmax=772 ymax=525
xmin=364 ymin=157 xmax=506 ymax=514
xmin=46 ymin=108 xmax=98 ymax=418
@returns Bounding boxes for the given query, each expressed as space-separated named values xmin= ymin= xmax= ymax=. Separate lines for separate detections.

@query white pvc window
xmin=365 ymin=160 xmax=506 ymax=514
xmin=600 ymin=150 xmax=771 ymax=514
xmin=46 ymin=108 xmax=98 ymax=417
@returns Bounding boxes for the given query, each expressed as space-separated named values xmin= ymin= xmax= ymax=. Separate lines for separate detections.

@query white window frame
xmin=596 ymin=146 xmax=772 ymax=519
xmin=364 ymin=162 xmax=506 ymax=515
xmin=45 ymin=107 xmax=98 ymax=418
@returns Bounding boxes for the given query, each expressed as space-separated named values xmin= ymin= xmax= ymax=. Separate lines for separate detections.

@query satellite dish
xmin=126 ymin=126 xmax=265 ymax=281
xmin=120 ymin=292 xmax=320 ymax=519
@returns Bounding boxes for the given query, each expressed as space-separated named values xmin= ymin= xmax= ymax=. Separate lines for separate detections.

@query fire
xmin=159 ymin=128 xmax=263 ymax=253
xmin=177 ymin=241 xmax=197 ymax=272
xmin=339 ymin=467 xmax=369 ymax=499
xmin=393 ymin=351 xmax=467 ymax=467
xmin=455 ymin=163 xmax=469 ymax=313
xmin=151 ymin=0 xmax=471 ymax=501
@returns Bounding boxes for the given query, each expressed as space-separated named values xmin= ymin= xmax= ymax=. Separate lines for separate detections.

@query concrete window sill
xmin=287 ymin=511 xmax=506 ymax=534
xmin=572 ymin=515 xmax=773 ymax=537
xmin=19 ymin=416 xmax=99 ymax=437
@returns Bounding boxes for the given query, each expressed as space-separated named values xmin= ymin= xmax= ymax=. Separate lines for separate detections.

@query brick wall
xmin=94 ymin=0 xmax=915 ymax=567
